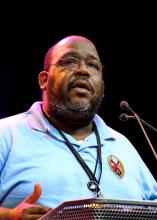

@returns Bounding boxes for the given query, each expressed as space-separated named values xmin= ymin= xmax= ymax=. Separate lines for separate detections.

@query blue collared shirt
xmin=0 ymin=102 xmax=157 ymax=208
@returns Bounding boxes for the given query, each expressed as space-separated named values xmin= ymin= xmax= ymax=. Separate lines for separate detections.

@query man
xmin=0 ymin=35 xmax=157 ymax=219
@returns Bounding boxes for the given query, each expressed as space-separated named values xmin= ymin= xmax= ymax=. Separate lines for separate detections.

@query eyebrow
xmin=61 ymin=52 xmax=100 ymax=62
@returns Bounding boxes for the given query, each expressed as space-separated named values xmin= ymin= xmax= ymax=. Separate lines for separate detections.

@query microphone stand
xmin=134 ymin=113 xmax=157 ymax=160
xmin=120 ymin=101 xmax=157 ymax=160
xmin=136 ymin=117 xmax=157 ymax=133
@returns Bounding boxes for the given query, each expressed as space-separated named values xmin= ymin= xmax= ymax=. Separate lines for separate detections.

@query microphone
xmin=119 ymin=113 xmax=135 ymax=122
xmin=119 ymin=101 xmax=157 ymax=160
xmin=119 ymin=112 xmax=157 ymax=132
xmin=120 ymin=101 xmax=157 ymax=132
xmin=120 ymin=101 xmax=129 ymax=110
xmin=120 ymin=101 xmax=136 ymax=115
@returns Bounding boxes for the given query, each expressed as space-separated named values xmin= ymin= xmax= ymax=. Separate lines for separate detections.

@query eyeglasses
xmin=52 ymin=57 xmax=103 ymax=73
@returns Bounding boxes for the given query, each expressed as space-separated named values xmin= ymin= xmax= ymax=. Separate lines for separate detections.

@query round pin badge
xmin=107 ymin=155 xmax=125 ymax=178
xmin=87 ymin=180 xmax=100 ymax=193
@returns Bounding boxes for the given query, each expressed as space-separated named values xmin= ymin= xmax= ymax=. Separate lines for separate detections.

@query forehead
xmin=52 ymin=37 xmax=100 ymax=62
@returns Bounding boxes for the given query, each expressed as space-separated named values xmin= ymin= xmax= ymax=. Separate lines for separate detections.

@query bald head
xmin=44 ymin=35 xmax=99 ymax=71
xmin=56 ymin=35 xmax=95 ymax=49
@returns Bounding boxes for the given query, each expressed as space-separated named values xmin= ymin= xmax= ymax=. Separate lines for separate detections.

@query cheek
xmin=93 ymin=76 xmax=104 ymax=93
xmin=48 ymin=72 xmax=67 ymax=94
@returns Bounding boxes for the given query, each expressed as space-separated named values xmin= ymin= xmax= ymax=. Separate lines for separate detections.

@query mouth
xmin=70 ymin=80 xmax=93 ymax=92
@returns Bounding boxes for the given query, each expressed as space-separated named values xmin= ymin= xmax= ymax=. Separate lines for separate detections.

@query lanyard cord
xmin=93 ymin=122 xmax=102 ymax=184
xmin=57 ymin=122 xmax=102 ymax=194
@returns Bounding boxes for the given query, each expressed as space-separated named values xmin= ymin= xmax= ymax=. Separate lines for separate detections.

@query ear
xmin=38 ymin=71 xmax=48 ymax=91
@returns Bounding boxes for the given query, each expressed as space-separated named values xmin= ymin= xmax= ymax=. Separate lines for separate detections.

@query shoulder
xmin=94 ymin=114 xmax=138 ymax=152
xmin=94 ymin=114 xmax=131 ymax=141
xmin=0 ymin=102 xmax=42 ymax=133
xmin=0 ymin=112 xmax=28 ymax=132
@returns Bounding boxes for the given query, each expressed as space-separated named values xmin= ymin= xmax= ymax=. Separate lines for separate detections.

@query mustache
xmin=68 ymin=76 xmax=95 ymax=93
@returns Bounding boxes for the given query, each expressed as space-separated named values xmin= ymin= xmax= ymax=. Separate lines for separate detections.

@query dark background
xmin=0 ymin=4 xmax=157 ymax=180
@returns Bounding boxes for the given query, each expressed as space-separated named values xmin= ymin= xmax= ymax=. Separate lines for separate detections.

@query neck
xmin=43 ymin=108 xmax=94 ymax=141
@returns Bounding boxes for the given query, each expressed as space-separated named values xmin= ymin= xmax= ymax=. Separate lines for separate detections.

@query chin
xmin=70 ymin=99 xmax=91 ymax=111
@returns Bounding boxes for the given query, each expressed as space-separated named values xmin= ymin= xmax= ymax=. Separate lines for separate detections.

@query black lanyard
xmin=57 ymin=122 xmax=102 ymax=196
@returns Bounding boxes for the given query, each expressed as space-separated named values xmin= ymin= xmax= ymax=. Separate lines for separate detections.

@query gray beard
xmin=47 ymin=90 xmax=104 ymax=123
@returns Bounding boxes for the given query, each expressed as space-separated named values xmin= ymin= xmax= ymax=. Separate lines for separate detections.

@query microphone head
xmin=120 ymin=101 xmax=129 ymax=110
xmin=119 ymin=113 xmax=129 ymax=121
xmin=119 ymin=113 xmax=136 ymax=121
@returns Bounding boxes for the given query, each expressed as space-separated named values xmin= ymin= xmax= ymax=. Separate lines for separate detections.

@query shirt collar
xmin=27 ymin=101 xmax=116 ymax=144
xmin=27 ymin=101 xmax=50 ymax=132
xmin=93 ymin=114 xmax=116 ymax=141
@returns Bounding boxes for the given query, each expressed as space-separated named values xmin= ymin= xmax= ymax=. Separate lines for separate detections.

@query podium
xmin=39 ymin=197 xmax=157 ymax=220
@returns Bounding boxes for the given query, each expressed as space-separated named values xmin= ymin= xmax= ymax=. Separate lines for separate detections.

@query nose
xmin=76 ymin=60 xmax=90 ymax=76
